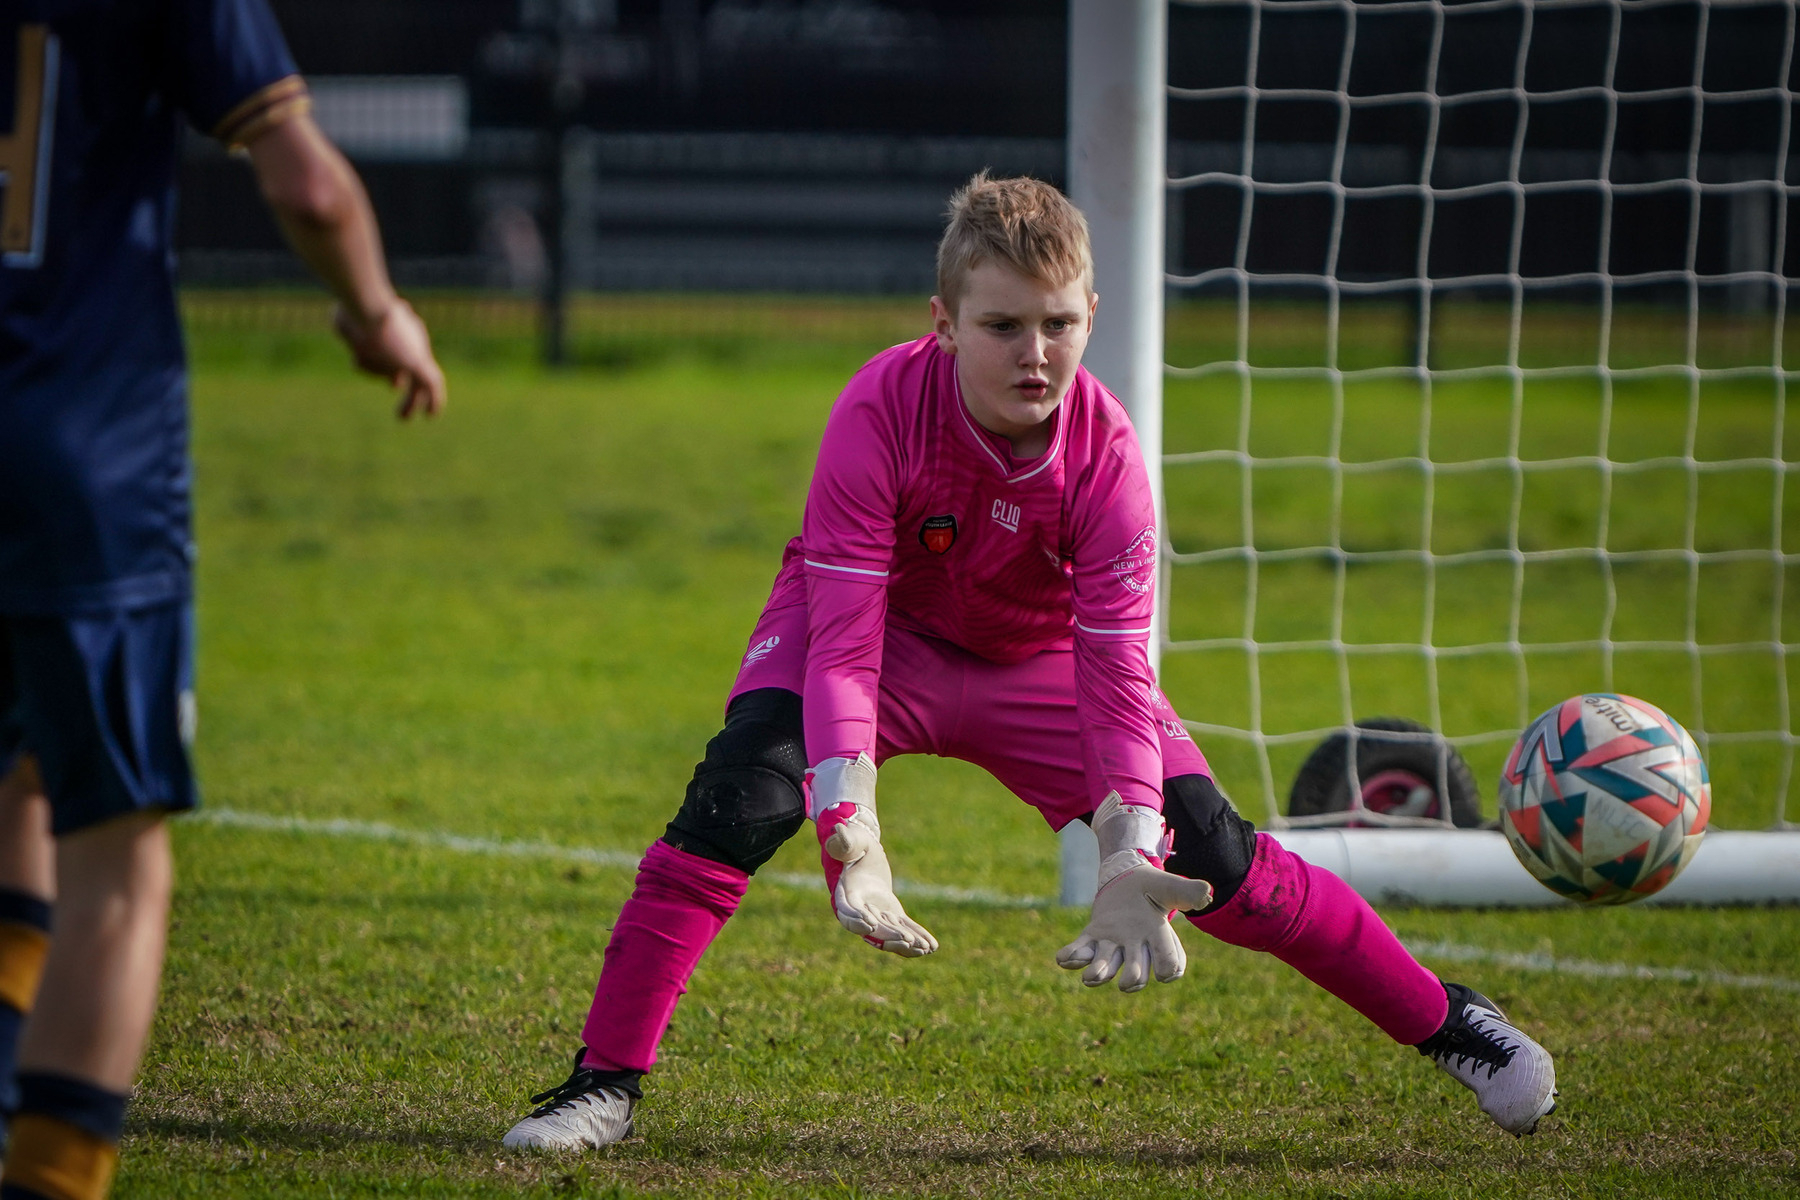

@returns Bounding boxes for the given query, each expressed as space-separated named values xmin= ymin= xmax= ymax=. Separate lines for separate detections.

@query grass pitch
xmin=117 ymin=296 xmax=1800 ymax=1197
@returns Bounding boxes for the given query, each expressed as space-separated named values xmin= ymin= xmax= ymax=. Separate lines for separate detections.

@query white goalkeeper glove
xmin=1055 ymin=792 xmax=1213 ymax=992
xmin=808 ymin=752 xmax=938 ymax=958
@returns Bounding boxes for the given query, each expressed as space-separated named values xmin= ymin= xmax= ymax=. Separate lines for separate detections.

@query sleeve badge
xmin=1109 ymin=525 xmax=1157 ymax=595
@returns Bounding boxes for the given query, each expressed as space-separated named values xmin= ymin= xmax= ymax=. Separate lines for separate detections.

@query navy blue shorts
xmin=0 ymin=603 xmax=198 ymax=836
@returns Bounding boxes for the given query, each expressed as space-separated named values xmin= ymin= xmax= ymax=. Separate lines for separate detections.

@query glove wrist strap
xmin=1092 ymin=791 xmax=1168 ymax=857
xmin=809 ymin=753 xmax=881 ymax=858
xmin=807 ymin=752 xmax=878 ymax=820
xmin=1091 ymin=792 xmax=1172 ymax=890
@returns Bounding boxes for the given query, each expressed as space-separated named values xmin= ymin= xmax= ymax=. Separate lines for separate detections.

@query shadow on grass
xmin=129 ymin=1114 xmax=498 ymax=1157
xmin=629 ymin=1124 xmax=1388 ymax=1175
xmin=132 ymin=1111 xmax=1356 ymax=1174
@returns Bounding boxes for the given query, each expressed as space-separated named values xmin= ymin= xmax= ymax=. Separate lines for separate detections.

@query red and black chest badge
xmin=919 ymin=514 xmax=958 ymax=555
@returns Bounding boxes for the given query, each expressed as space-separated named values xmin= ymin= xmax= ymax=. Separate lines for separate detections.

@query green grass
xmin=115 ymin=295 xmax=1800 ymax=1197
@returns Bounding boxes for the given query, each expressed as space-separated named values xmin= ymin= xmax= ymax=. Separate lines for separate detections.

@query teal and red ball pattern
xmin=1498 ymin=694 xmax=1711 ymax=905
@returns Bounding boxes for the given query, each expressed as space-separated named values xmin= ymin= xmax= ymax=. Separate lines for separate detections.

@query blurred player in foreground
xmin=503 ymin=175 xmax=1556 ymax=1151
xmin=0 ymin=2 xmax=443 ymax=1195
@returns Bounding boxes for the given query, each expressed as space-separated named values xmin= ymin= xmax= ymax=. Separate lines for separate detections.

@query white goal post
xmin=1061 ymin=0 xmax=1800 ymax=907
xmin=1064 ymin=0 xmax=1170 ymax=903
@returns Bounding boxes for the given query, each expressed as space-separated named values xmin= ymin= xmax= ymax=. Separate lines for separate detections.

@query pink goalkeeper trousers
xmin=579 ymin=832 xmax=1447 ymax=1074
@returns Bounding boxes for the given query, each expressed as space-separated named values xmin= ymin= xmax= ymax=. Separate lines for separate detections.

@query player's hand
xmin=808 ymin=754 xmax=938 ymax=958
xmin=822 ymin=805 xmax=938 ymax=957
xmin=1056 ymin=854 xmax=1212 ymax=991
xmin=333 ymin=299 xmax=447 ymax=419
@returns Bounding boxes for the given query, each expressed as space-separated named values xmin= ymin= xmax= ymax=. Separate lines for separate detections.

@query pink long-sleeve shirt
xmin=800 ymin=335 xmax=1166 ymax=813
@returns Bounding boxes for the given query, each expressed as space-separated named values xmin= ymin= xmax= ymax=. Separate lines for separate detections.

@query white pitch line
xmin=1404 ymin=938 xmax=1800 ymax=993
xmin=195 ymin=807 xmax=647 ymax=869
xmin=191 ymin=808 xmax=1048 ymax=909
xmin=189 ymin=809 xmax=1800 ymax=990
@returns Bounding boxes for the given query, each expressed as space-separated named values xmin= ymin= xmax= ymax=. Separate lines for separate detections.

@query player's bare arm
xmin=245 ymin=113 xmax=447 ymax=419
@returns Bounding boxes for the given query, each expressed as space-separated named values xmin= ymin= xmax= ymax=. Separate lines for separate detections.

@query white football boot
xmin=502 ymin=1051 xmax=638 ymax=1150
xmin=1417 ymin=983 xmax=1558 ymax=1136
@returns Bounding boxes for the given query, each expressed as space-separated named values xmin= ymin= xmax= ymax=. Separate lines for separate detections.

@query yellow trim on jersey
xmin=4 ymin=1113 xmax=120 ymax=1200
xmin=211 ymin=74 xmax=310 ymax=149
xmin=1 ymin=24 xmax=54 ymax=256
xmin=0 ymin=920 xmax=49 ymax=1012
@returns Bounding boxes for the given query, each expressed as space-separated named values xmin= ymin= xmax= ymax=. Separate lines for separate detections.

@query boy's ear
xmin=1087 ymin=290 xmax=1099 ymax=330
xmin=930 ymin=295 xmax=957 ymax=355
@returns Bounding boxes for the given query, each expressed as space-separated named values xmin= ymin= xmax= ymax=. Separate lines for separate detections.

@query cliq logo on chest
xmin=990 ymin=499 xmax=1021 ymax=533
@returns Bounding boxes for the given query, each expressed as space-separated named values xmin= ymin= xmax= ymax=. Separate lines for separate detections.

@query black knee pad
xmin=1162 ymin=773 xmax=1258 ymax=914
xmin=662 ymin=687 xmax=808 ymax=875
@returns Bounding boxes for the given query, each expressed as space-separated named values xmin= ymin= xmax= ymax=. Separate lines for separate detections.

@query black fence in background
xmin=175 ymin=0 xmax=1800 ymax=358
xmin=180 ymin=127 xmax=1061 ymax=292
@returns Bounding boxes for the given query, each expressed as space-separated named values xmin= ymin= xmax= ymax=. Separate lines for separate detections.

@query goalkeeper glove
xmin=808 ymin=752 xmax=938 ymax=958
xmin=1055 ymin=792 xmax=1213 ymax=992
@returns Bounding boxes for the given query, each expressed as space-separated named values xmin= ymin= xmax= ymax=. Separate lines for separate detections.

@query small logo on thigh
xmin=744 ymin=635 xmax=781 ymax=665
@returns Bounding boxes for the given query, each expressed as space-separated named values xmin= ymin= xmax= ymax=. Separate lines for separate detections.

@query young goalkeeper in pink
xmin=502 ymin=175 xmax=1557 ymax=1150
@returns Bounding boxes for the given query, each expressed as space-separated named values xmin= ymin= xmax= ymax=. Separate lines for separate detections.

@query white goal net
xmin=1157 ymin=0 xmax=1796 ymax=834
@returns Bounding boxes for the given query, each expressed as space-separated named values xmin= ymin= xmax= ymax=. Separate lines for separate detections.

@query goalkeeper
xmin=504 ymin=174 xmax=1556 ymax=1149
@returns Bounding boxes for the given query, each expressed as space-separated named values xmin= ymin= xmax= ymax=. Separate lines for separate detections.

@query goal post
xmin=1069 ymin=0 xmax=1171 ymax=585
xmin=1060 ymin=0 xmax=1800 ymax=908
xmin=1063 ymin=0 xmax=1170 ymax=905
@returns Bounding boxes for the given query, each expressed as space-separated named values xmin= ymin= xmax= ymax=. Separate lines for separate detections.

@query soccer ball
xmin=1497 ymin=693 xmax=1710 ymax=905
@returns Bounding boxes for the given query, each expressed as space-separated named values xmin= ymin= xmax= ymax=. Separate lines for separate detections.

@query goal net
xmin=1158 ymin=0 xmax=1796 ymax=835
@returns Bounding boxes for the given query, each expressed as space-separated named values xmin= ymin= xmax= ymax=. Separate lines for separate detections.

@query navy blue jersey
xmin=0 ymin=0 xmax=302 ymax=614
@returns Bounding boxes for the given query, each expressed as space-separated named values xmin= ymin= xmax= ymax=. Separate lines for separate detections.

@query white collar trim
xmin=951 ymin=370 xmax=1066 ymax=484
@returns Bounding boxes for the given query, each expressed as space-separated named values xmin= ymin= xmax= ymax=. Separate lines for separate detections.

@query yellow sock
xmin=0 ymin=919 xmax=50 ymax=1015
xmin=3 ymin=1113 xmax=120 ymax=1200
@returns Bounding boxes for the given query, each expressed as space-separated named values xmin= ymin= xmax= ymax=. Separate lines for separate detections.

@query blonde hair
xmin=935 ymin=173 xmax=1094 ymax=316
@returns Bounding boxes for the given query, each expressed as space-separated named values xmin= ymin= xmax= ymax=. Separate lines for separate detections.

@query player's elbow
xmin=248 ymin=118 xmax=362 ymax=232
xmin=259 ymin=163 xmax=355 ymax=232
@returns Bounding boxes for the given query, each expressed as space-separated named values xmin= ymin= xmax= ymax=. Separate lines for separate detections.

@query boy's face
xmin=931 ymin=262 xmax=1097 ymax=458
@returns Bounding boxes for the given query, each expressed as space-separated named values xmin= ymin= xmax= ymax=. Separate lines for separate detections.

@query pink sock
xmin=579 ymin=840 xmax=749 ymax=1073
xmin=1190 ymin=833 xmax=1448 ymax=1045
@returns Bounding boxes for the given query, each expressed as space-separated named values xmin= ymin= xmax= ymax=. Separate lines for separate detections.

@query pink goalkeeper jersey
xmin=801 ymin=335 xmax=1166 ymax=812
